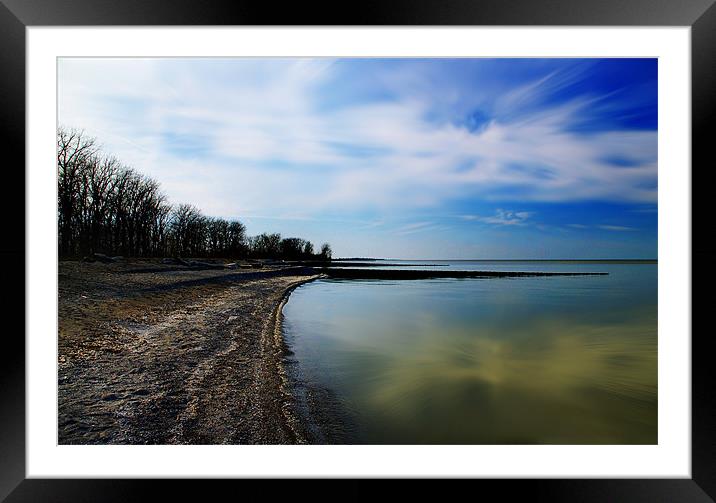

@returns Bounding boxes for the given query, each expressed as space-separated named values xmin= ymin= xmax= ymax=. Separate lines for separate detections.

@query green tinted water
xmin=282 ymin=262 xmax=657 ymax=444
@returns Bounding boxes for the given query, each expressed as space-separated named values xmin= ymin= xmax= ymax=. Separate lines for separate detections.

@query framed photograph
xmin=3 ymin=0 xmax=714 ymax=500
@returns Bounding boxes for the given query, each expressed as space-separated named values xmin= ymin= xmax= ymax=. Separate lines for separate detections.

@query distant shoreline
xmin=320 ymin=268 xmax=609 ymax=280
xmin=335 ymin=258 xmax=657 ymax=264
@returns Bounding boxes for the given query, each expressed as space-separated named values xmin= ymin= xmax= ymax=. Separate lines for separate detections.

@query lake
xmin=282 ymin=261 xmax=657 ymax=444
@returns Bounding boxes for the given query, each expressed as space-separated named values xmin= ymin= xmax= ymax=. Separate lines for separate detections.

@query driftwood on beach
xmin=82 ymin=253 xmax=124 ymax=263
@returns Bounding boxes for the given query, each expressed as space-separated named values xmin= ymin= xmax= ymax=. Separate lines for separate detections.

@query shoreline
xmin=274 ymin=277 xmax=359 ymax=444
xmin=267 ymin=275 xmax=323 ymax=444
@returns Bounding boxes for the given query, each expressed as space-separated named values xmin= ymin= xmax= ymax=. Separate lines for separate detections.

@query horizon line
xmin=333 ymin=257 xmax=658 ymax=262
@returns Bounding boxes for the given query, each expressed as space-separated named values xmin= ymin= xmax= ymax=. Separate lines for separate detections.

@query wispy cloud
xmin=58 ymin=58 xmax=658 ymax=220
xmin=394 ymin=221 xmax=453 ymax=236
xmin=598 ymin=225 xmax=636 ymax=232
xmin=462 ymin=209 xmax=533 ymax=226
xmin=568 ymin=223 xmax=637 ymax=232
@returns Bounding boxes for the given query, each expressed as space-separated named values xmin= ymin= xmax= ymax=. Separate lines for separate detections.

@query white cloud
xmin=58 ymin=58 xmax=658 ymax=221
xmin=598 ymin=225 xmax=636 ymax=232
xmin=462 ymin=209 xmax=533 ymax=226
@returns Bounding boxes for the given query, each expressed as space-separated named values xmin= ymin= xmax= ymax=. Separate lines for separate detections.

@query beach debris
xmin=82 ymin=252 xmax=118 ymax=263
xmin=159 ymin=257 xmax=229 ymax=269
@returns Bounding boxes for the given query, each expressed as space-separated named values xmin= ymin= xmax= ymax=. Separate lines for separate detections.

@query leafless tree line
xmin=58 ymin=128 xmax=332 ymax=261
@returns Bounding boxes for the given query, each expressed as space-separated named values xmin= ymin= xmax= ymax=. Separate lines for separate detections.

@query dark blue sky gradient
xmin=59 ymin=58 xmax=658 ymax=258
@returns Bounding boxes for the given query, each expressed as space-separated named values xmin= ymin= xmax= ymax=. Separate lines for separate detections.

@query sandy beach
xmin=58 ymin=260 xmax=318 ymax=444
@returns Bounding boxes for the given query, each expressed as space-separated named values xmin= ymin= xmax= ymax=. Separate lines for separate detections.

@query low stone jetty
xmin=319 ymin=268 xmax=608 ymax=280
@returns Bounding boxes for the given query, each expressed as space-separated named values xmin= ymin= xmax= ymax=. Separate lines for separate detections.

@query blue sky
xmin=58 ymin=58 xmax=657 ymax=259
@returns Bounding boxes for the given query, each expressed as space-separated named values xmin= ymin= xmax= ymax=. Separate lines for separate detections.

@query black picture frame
xmin=2 ymin=0 xmax=713 ymax=500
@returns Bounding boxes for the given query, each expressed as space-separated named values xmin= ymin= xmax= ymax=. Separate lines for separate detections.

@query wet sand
xmin=58 ymin=260 xmax=318 ymax=444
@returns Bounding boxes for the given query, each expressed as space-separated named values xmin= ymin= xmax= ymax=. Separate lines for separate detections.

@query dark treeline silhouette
xmin=57 ymin=128 xmax=332 ymax=261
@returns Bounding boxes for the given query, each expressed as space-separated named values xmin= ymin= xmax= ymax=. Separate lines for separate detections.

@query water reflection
xmin=283 ymin=265 xmax=657 ymax=444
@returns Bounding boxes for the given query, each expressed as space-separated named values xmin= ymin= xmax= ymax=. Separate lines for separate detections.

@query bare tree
xmin=57 ymin=128 xmax=97 ymax=255
xmin=227 ymin=220 xmax=247 ymax=257
xmin=251 ymin=233 xmax=282 ymax=258
xmin=280 ymin=237 xmax=307 ymax=260
xmin=320 ymin=243 xmax=333 ymax=261
xmin=58 ymin=128 xmax=329 ymax=261
xmin=303 ymin=241 xmax=314 ymax=257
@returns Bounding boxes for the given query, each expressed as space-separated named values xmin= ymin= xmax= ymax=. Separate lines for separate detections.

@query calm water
xmin=282 ymin=261 xmax=657 ymax=444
